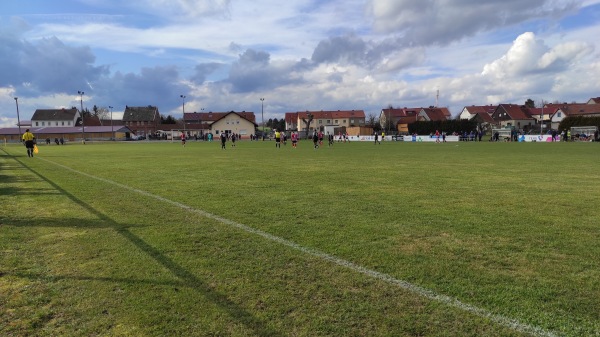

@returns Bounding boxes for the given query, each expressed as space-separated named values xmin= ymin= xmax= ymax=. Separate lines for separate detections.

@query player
xmin=220 ymin=132 xmax=227 ymax=149
xmin=181 ymin=132 xmax=186 ymax=146
xmin=291 ymin=131 xmax=298 ymax=148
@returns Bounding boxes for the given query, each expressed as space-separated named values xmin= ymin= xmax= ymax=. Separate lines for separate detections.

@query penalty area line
xmin=40 ymin=158 xmax=559 ymax=337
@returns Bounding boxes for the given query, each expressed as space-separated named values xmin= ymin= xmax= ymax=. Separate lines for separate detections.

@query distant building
xmin=286 ymin=110 xmax=366 ymax=133
xmin=458 ymin=105 xmax=496 ymax=120
xmin=491 ymin=104 xmax=535 ymax=131
xmin=379 ymin=108 xmax=420 ymax=129
xmin=184 ymin=111 xmax=256 ymax=132
xmin=122 ymin=105 xmax=161 ymax=137
xmin=31 ymin=108 xmax=79 ymax=128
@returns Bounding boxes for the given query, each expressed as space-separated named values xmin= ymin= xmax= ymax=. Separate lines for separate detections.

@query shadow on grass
xmin=7 ymin=154 xmax=282 ymax=337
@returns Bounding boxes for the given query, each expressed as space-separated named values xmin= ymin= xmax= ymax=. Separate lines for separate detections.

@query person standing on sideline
xmin=374 ymin=131 xmax=380 ymax=145
xmin=181 ymin=132 xmax=186 ymax=146
xmin=22 ymin=129 xmax=36 ymax=158
xmin=220 ymin=132 xmax=227 ymax=149
xmin=291 ymin=131 xmax=298 ymax=148
xmin=231 ymin=133 xmax=236 ymax=147
xmin=274 ymin=130 xmax=281 ymax=148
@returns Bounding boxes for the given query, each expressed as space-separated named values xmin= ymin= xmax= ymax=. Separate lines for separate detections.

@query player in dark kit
xmin=220 ymin=132 xmax=227 ymax=149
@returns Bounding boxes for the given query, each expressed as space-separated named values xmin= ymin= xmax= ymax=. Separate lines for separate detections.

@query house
xmin=31 ymin=108 xmax=79 ymax=128
xmin=490 ymin=104 xmax=536 ymax=131
xmin=587 ymin=97 xmax=600 ymax=105
xmin=284 ymin=112 xmax=298 ymax=131
xmin=287 ymin=110 xmax=366 ymax=133
xmin=458 ymin=105 xmax=496 ymax=120
xmin=379 ymin=108 xmax=420 ymax=129
xmin=546 ymin=103 xmax=600 ymax=130
xmin=208 ymin=112 xmax=257 ymax=138
xmin=418 ymin=107 xmax=452 ymax=122
xmin=184 ymin=111 xmax=256 ymax=131
xmin=122 ymin=105 xmax=161 ymax=137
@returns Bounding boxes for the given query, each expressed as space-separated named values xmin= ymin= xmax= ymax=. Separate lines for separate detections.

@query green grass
xmin=1 ymin=140 xmax=599 ymax=336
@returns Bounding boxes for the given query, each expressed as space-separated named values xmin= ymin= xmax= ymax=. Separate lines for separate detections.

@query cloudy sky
xmin=2 ymin=0 xmax=600 ymax=127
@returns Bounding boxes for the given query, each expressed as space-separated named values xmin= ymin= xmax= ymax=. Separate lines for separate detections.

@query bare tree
xmin=301 ymin=113 xmax=314 ymax=139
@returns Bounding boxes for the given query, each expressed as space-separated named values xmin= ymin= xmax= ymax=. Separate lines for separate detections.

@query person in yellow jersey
xmin=22 ymin=128 xmax=36 ymax=158
xmin=274 ymin=130 xmax=281 ymax=148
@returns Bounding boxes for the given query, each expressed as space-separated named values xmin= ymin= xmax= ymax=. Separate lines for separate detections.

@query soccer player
xmin=291 ymin=131 xmax=298 ymax=148
xmin=181 ymin=132 xmax=186 ymax=146
xmin=220 ymin=132 xmax=227 ymax=149
xmin=22 ymin=129 xmax=36 ymax=157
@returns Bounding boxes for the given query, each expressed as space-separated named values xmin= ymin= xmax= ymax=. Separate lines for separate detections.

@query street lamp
xmin=198 ymin=108 xmax=204 ymax=139
xmin=78 ymin=91 xmax=85 ymax=144
xmin=180 ymin=95 xmax=186 ymax=134
xmin=260 ymin=97 xmax=265 ymax=140
xmin=14 ymin=97 xmax=22 ymax=138
xmin=109 ymin=106 xmax=114 ymax=141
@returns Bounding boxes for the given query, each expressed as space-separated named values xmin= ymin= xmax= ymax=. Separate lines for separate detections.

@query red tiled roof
xmin=473 ymin=111 xmax=495 ymax=123
xmin=464 ymin=105 xmax=497 ymax=115
xmin=295 ymin=110 xmax=366 ymax=119
xmin=185 ymin=111 xmax=256 ymax=123
xmin=420 ymin=108 xmax=449 ymax=121
xmin=496 ymin=104 xmax=533 ymax=120
xmin=382 ymin=108 xmax=419 ymax=118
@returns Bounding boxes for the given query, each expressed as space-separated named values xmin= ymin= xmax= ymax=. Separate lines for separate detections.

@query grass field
xmin=1 ymin=139 xmax=599 ymax=337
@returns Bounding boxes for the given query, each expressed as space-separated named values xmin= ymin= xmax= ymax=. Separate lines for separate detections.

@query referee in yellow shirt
xmin=22 ymin=129 xmax=36 ymax=157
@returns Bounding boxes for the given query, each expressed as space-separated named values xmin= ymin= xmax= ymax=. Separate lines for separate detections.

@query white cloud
xmin=482 ymin=32 xmax=592 ymax=79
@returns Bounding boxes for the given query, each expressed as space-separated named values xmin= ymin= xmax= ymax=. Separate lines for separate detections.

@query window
xmin=35 ymin=122 xmax=39 ymax=126
xmin=68 ymin=121 xmax=71 ymax=126
xmin=558 ymin=112 xmax=561 ymax=118
xmin=42 ymin=122 xmax=45 ymax=126
xmin=62 ymin=121 xmax=64 ymax=126
xmin=319 ymin=120 xmax=322 ymax=124
xmin=343 ymin=120 xmax=346 ymax=123
xmin=327 ymin=120 xmax=331 ymax=124
xmin=335 ymin=120 xmax=338 ymax=124
xmin=350 ymin=119 xmax=354 ymax=124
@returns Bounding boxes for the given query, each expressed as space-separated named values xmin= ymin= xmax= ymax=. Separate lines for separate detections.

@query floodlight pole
xmin=540 ymin=99 xmax=544 ymax=136
xmin=14 ymin=97 xmax=22 ymax=138
xmin=78 ymin=91 xmax=85 ymax=144
xmin=180 ymin=95 xmax=186 ymax=134
xmin=260 ymin=97 xmax=265 ymax=140
xmin=109 ymin=106 xmax=114 ymax=140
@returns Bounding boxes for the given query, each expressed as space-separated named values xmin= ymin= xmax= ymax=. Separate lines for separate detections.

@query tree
xmin=92 ymin=105 xmax=109 ymax=125
xmin=525 ymin=98 xmax=535 ymax=108
xmin=161 ymin=114 xmax=177 ymax=124
xmin=366 ymin=113 xmax=378 ymax=128
xmin=301 ymin=113 xmax=314 ymax=139
xmin=277 ymin=119 xmax=286 ymax=131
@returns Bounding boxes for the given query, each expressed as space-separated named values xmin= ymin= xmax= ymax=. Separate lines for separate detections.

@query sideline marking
xmin=39 ymin=157 xmax=558 ymax=337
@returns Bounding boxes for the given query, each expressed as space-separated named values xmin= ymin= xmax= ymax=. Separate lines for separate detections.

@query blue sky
xmin=2 ymin=0 xmax=600 ymax=127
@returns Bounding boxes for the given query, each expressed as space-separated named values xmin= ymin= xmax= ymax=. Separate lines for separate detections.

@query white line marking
xmin=39 ymin=158 xmax=560 ymax=337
